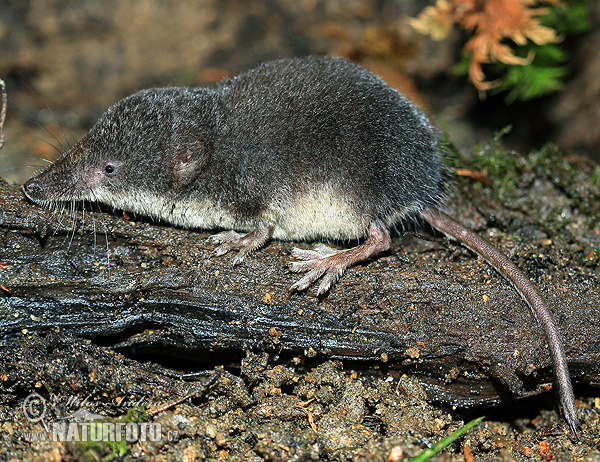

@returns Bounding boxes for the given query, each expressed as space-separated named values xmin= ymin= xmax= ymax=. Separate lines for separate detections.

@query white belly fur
xmin=92 ymin=186 xmax=412 ymax=241
xmin=263 ymin=184 xmax=371 ymax=241
xmin=92 ymin=188 xmax=253 ymax=232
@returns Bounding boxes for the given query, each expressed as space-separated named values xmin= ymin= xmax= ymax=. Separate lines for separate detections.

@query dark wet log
xmin=1 ymin=179 xmax=599 ymax=407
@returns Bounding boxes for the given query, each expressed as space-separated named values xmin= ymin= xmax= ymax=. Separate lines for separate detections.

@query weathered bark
xmin=1 ymin=177 xmax=599 ymax=407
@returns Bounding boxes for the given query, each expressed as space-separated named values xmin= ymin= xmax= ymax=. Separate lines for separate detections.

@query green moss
xmin=122 ymin=405 xmax=147 ymax=423
xmin=593 ymin=165 xmax=600 ymax=185
xmin=448 ymin=129 xmax=600 ymax=235
xmin=464 ymin=126 xmax=524 ymax=200
xmin=65 ymin=407 xmax=149 ymax=461
xmin=69 ymin=423 xmax=128 ymax=462
xmin=438 ymin=127 xmax=464 ymax=171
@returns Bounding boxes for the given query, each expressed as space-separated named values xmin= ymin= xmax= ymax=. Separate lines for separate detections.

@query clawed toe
xmin=207 ymin=221 xmax=391 ymax=295
xmin=207 ymin=223 xmax=274 ymax=265
xmin=291 ymin=244 xmax=339 ymax=261
xmin=290 ymin=247 xmax=320 ymax=261
xmin=289 ymin=259 xmax=320 ymax=273
xmin=313 ymin=243 xmax=339 ymax=256
xmin=213 ymin=241 xmax=241 ymax=259
xmin=289 ymin=263 xmax=344 ymax=295
xmin=231 ymin=247 xmax=252 ymax=266
xmin=315 ymin=267 xmax=344 ymax=294
xmin=289 ymin=249 xmax=347 ymax=295
xmin=290 ymin=266 xmax=328 ymax=292
xmin=208 ymin=230 xmax=243 ymax=244
xmin=288 ymin=221 xmax=392 ymax=294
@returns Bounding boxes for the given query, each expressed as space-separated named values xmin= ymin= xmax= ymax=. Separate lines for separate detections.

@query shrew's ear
xmin=169 ymin=138 xmax=211 ymax=187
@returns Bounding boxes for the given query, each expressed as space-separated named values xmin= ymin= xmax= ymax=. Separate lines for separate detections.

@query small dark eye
xmin=104 ymin=164 xmax=115 ymax=175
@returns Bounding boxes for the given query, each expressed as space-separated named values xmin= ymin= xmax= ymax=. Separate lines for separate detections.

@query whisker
xmin=33 ymin=134 xmax=64 ymax=158
xmin=42 ymin=101 xmax=73 ymax=152
xmin=16 ymin=81 xmax=72 ymax=154
xmin=66 ymin=200 xmax=78 ymax=250
xmin=25 ymin=159 xmax=52 ymax=168
xmin=87 ymin=199 xmax=96 ymax=255
xmin=81 ymin=201 xmax=87 ymax=253
xmin=9 ymin=109 xmax=64 ymax=159
xmin=89 ymin=191 xmax=111 ymax=273
xmin=53 ymin=205 xmax=68 ymax=238
xmin=102 ymin=211 xmax=111 ymax=275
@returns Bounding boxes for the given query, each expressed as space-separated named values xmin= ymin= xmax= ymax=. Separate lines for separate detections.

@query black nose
xmin=22 ymin=179 xmax=42 ymax=201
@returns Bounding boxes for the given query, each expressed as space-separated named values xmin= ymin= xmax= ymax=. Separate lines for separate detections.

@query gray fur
xmin=23 ymin=56 xmax=444 ymax=240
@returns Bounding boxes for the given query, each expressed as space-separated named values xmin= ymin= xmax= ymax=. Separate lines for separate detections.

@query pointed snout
xmin=22 ymin=178 xmax=44 ymax=203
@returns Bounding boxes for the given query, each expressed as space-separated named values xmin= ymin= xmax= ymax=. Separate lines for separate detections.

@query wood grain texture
xmin=1 ymin=179 xmax=598 ymax=407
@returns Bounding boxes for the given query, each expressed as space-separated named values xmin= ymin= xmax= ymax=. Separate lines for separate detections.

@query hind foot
xmin=208 ymin=222 xmax=273 ymax=265
xmin=289 ymin=220 xmax=391 ymax=295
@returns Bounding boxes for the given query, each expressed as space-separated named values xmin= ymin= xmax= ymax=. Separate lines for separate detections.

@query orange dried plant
xmin=409 ymin=0 xmax=562 ymax=91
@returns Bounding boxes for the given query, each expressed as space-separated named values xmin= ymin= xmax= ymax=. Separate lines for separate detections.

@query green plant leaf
xmin=409 ymin=416 xmax=485 ymax=462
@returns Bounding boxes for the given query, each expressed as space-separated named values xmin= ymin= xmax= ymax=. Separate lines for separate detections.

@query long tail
xmin=420 ymin=208 xmax=579 ymax=437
